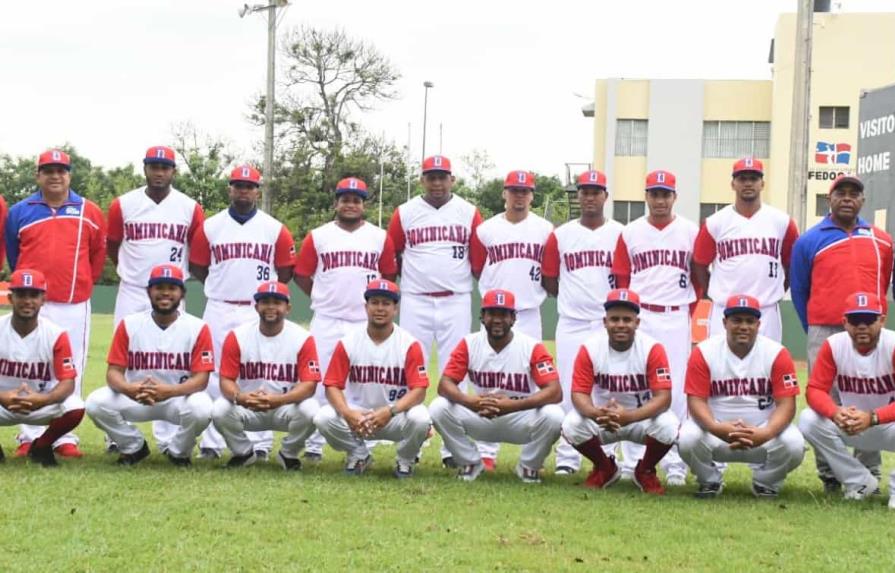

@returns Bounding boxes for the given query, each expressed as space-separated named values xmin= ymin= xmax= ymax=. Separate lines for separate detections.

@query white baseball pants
xmin=513 ymin=307 xmax=542 ymax=340
xmin=85 ymin=386 xmax=212 ymax=458
xmin=562 ymin=409 xmax=679 ymax=448
xmin=313 ymin=404 xmax=431 ymax=465
xmin=709 ymin=302 xmax=782 ymax=342
xmin=429 ymin=396 xmax=564 ymax=471
xmin=212 ymin=397 xmax=319 ymax=459
xmin=678 ymin=419 xmax=805 ymax=490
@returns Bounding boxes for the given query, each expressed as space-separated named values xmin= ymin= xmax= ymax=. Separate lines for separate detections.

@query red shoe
xmin=54 ymin=444 xmax=84 ymax=458
xmin=633 ymin=462 xmax=665 ymax=495
xmin=14 ymin=442 xmax=31 ymax=458
xmin=583 ymin=457 xmax=620 ymax=489
xmin=482 ymin=457 xmax=496 ymax=472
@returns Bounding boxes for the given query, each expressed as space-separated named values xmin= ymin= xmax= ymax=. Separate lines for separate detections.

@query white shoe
xmin=888 ymin=496 xmax=895 ymax=510
xmin=843 ymin=479 xmax=878 ymax=501
xmin=665 ymin=473 xmax=687 ymax=487
xmin=457 ymin=461 xmax=485 ymax=482
xmin=515 ymin=463 xmax=542 ymax=484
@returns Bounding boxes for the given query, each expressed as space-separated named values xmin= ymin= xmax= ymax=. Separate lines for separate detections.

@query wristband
xmin=388 ymin=404 xmax=398 ymax=417
xmin=871 ymin=411 xmax=879 ymax=426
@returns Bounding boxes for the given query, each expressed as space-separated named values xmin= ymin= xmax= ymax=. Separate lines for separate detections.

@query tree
xmin=170 ymin=122 xmax=233 ymax=214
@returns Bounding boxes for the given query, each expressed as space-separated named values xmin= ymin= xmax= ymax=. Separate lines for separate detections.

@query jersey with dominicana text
xmin=0 ymin=315 xmax=76 ymax=393
xmin=811 ymin=329 xmax=895 ymax=414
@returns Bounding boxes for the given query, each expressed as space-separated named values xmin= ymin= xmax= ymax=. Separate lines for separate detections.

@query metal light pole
xmin=788 ymin=0 xmax=814 ymax=231
xmin=239 ymin=1 xmax=288 ymax=214
xmin=421 ymin=81 xmax=434 ymax=163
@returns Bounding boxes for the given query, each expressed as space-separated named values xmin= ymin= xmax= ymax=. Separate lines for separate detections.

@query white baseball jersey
xmin=686 ymin=334 xmax=799 ymax=426
xmin=809 ymin=329 xmax=895 ymax=416
xmin=572 ymin=331 xmax=671 ymax=410
xmin=219 ymin=320 xmax=321 ymax=394
xmin=189 ymin=210 xmax=295 ymax=302
xmin=442 ymin=330 xmax=559 ymax=398
xmin=294 ymin=221 xmax=398 ymax=321
xmin=542 ymin=219 xmax=624 ymax=320
xmin=613 ymin=216 xmax=698 ymax=305
xmin=107 ymin=187 xmax=204 ymax=286
xmin=387 ymin=195 xmax=481 ymax=294
xmin=107 ymin=311 xmax=215 ymax=385
xmin=324 ymin=324 xmax=429 ymax=409
xmin=471 ymin=213 xmax=554 ymax=311
xmin=693 ymin=204 xmax=799 ymax=305
xmin=0 ymin=314 xmax=76 ymax=393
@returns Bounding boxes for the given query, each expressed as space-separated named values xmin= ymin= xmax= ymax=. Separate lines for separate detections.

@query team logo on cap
xmin=744 ymin=158 xmax=754 ymax=167
xmin=495 ymin=292 xmax=506 ymax=305
xmin=242 ymin=167 xmax=251 ymax=178
xmin=161 ymin=267 xmax=173 ymax=278
xmin=737 ymin=297 xmax=748 ymax=307
xmin=618 ymin=291 xmax=629 ymax=301
xmin=378 ymin=281 xmax=389 ymax=290
xmin=516 ymin=172 xmax=527 ymax=184
xmin=433 ymin=156 xmax=443 ymax=167
xmin=656 ymin=172 xmax=666 ymax=183
xmin=52 ymin=151 xmax=62 ymax=161
xmin=589 ymin=172 xmax=598 ymax=182
xmin=267 ymin=283 xmax=278 ymax=293
xmin=857 ymin=294 xmax=868 ymax=307
xmin=156 ymin=148 xmax=166 ymax=159
xmin=22 ymin=273 xmax=33 ymax=287
xmin=350 ymin=179 xmax=359 ymax=189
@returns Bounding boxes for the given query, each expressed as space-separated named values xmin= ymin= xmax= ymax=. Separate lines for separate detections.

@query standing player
xmin=611 ymin=170 xmax=697 ymax=483
xmin=85 ymin=264 xmax=215 ymax=466
xmin=470 ymin=170 xmax=553 ymax=339
xmin=561 ymin=289 xmax=678 ymax=494
xmin=107 ymin=145 xmax=204 ymax=451
xmin=692 ymin=158 xmax=798 ymax=341
xmin=799 ymin=292 xmax=895 ymax=506
xmin=294 ymin=176 xmax=397 ymax=461
xmin=189 ymin=164 xmax=296 ymax=458
xmin=4 ymin=149 xmax=106 ymax=458
xmin=314 ymin=280 xmax=431 ymax=478
xmin=542 ymin=169 xmax=623 ymax=475
xmin=0 ymin=270 xmax=85 ymax=467
xmin=679 ymin=295 xmax=804 ymax=498
xmin=213 ymin=282 xmax=321 ymax=470
xmin=429 ymin=289 xmax=564 ymax=483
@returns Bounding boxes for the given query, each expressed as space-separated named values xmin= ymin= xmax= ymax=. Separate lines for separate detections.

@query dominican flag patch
xmin=62 ymin=357 xmax=74 ymax=371
xmin=418 ymin=365 xmax=428 ymax=377
xmin=783 ymin=373 xmax=799 ymax=389
xmin=201 ymin=350 xmax=213 ymax=365
xmin=308 ymin=360 xmax=320 ymax=374
xmin=536 ymin=361 xmax=555 ymax=375
xmin=656 ymin=368 xmax=671 ymax=383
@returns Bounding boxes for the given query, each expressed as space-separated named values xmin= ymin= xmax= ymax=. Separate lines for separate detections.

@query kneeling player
xmin=0 ymin=270 xmax=84 ymax=466
xmin=561 ymin=289 xmax=678 ymax=494
xmin=679 ymin=295 xmax=804 ymax=498
xmin=213 ymin=282 xmax=321 ymax=470
xmin=314 ymin=280 xmax=431 ymax=478
xmin=86 ymin=264 xmax=215 ymax=466
xmin=429 ymin=289 xmax=564 ymax=483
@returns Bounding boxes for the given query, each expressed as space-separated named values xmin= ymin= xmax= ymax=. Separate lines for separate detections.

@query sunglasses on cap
xmin=846 ymin=313 xmax=879 ymax=326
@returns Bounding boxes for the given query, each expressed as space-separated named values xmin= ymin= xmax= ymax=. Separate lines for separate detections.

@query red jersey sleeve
xmin=442 ymin=338 xmax=470 ymax=383
xmin=529 ymin=343 xmax=560 ymax=387
xmin=106 ymin=198 xmax=123 ymax=244
xmin=87 ymin=202 xmax=107 ymax=283
xmin=293 ymin=232 xmax=318 ymax=277
xmin=297 ymin=336 xmax=322 ymax=382
xmin=692 ymin=223 xmax=717 ymax=266
xmin=541 ymin=231 xmax=560 ymax=278
xmin=323 ymin=341 xmax=351 ymax=389
xmin=379 ymin=235 xmax=398 ymax=276
xmin=274 ymin=225 xmax=296 ymax=268
xmin=187 ymin=203 xmax=205 ymax=244
xmin=386 ymin=210 xmax=405 ymax=255
xmin=189 ymin=224 xmax=211 ymax=266
xmin=684 ymin=346 xmax=712 ymax=398
xmin=806 ymin=340 xmax=840 ymax=419
xmin=219 ymin=331 xmax=241 ymax=380
xmin=470 ymin=209 xmax=483 ymax=239
xmin=780 ymin=219 xmax=799 ymax=267
xmin=571 ymin=345 xmax=596 ymax=394
xmin=52 ymin=332 xmax=77 ymax=381
xmin=877 ymin=347 xmax=895 ymax=424
xmin=646 ymin=343 xmax=672 ymax=392
xmin=0 ymin=196 xmax=7 ymax=265
xmin=190 ymin=324 xmax=216 ymax=372
xmin=107 ymin=321 xmax=130 ymax=367
xmin=770 ymin=347 xmax=800 ymax=398
xmin=403 ymin=341 xmax=430 ymax=389
xmin=469 ymin=226 xmax=487 ymax=276
xmin=611 ymin=235 xmax=631 ymax=288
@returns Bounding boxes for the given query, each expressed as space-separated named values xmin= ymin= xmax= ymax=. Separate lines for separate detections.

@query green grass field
xmin=0 ymin=314 xmax=892 ymax=572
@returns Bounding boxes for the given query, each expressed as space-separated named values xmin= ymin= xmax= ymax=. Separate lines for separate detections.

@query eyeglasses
xmin=846 ymin=314 xmax=879 ymax=326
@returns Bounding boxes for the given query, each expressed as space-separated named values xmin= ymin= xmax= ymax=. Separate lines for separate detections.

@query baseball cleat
xmin=582 ymin=457 xmax=621 ymax=490
xmin=14 ymin=442 xmax=31 ymax=458
xmin=54 ymin=444 xmax=83 ymax=458
xmin=633 ymin=463 xmax=665 ymax=495
xmin=104 ymin=436 xmax=119 ymax=454
xmin=166 ymin=451 xmax=192 ymax=467
xmin=481 ymin=457 xmax=496 ymax=472
xmin=226 ymin=451 xmax=258 ymax=469
xmin=751 ymin=482 xmax=779 ymax=499
xmin=277 ymin=451 xmax=302 ymax=472
xmin=344 ymin=455 xmax=373 ymax=476
xmin=0 ymin=444 xmax=5 ymax=463
xmin=821 ymin=476 xmax=842 ymax=495
xmin=843 ymin=480 xmax=878 ymax=501
xmin=302 ymin=451 xmax=323 ymax=464
xmin=198 ymin=448 xmax=222 ymax=460
xmin=665 ymin=473 xmax=687 ymax=487
xmin=254 ymin=450 xmax=270 ymax=462
xmin=554 ymin=466 xmax=577 ymax=476
xmin=457 ymin=461 xmax=485 ymax=482
xmin=694 ymin=482 xmax=723 ymax=499
xmin=28 ymin=444 xmax=58 ymax=467
xmin=394 ymin=460 xmax=414 ymax=479
xmin=888 ymin=496 xmax=895 ymax=510
xmin=441 ymin=456 xmax=458 ymax=469
xmin=116 ymin=441 xmax=151 ymax=466
xmin=515 ymin=463 xmax=542 ymax=484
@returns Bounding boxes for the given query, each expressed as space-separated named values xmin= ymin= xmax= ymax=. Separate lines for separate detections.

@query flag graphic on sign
xmin=815 ymin=142 xmax=851 ymax=165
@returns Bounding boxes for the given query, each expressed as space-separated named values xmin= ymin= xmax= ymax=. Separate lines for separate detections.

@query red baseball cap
xmin=230 ymin=164 xmax=262 ymax=186
xmin=335 ymin=177 xmax=369 ymax=199
xmin=576 ymin=170 xmax=607 ymax=190
xmin=9 ymin=269 xmax=48 ymax=292
xmin=481 ymin=289 xmax=516 ymax=312
xmin=504 ymin=170 xmax=535 ymax=190
xmin=829 ymin=174 xmax=864 ymax=194
xmin=254 ymin=281 xmax=291 ymax=303
xmin=645 ymin=170 xmax=676 ymax=192
xmin=604 ymin=288 xmax=640 ymax=313
xmin=723 ymin=294 xmax=762 ymax=318
xmin=843 ymin=292 xmax=882 ymax=316
xmin=732 ymin=157 xmax=763 ymax=177
xmin=422 ymin=155 xmax=452 ymax=174
xmin=365 ymin=279 xmax=400 ymax=302
xmin=144 ymin=146 xmax=176 ymax=167
xmin=38 ymin=149 xmax=71 ymax=171
xmin=147 ymin=264 xmax=185 ymax=289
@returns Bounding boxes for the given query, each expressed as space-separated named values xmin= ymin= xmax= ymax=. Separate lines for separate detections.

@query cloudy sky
xmin=1 ymin=0 xmax=890 ymax=183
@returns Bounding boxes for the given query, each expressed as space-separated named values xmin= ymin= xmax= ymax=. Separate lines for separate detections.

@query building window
xmin=819 ymin=106 xmax=849 ymax=129
xmin=815 ymin=194 xmax=829 ymax=217
xmin=699 ymin=202 xmax=729 ymax=223
xmin=613 ymin=200 xmax=645 ymax=224
xmin=702 ymin=121 xmax=770 ymax=158
xmin=615 ymin=119 xmax=648 ymax=156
